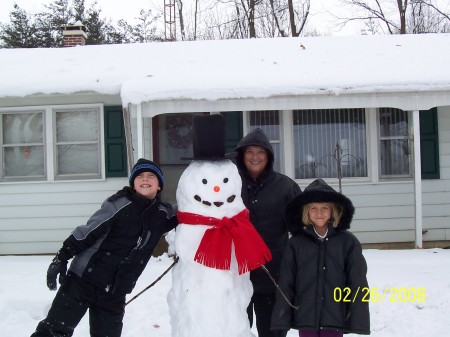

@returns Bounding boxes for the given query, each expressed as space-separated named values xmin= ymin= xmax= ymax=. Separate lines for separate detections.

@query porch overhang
xmin=125 ymin=87 xmax=450 ymax=118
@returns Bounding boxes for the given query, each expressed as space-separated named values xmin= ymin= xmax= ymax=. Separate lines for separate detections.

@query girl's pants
xmin=299 ymin=329 xmax=343 ymax=337
xmin=30 ymin=274 xmax=125 ymax=337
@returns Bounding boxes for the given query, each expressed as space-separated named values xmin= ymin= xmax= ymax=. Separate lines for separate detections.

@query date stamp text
xmin=333 ymin=287 xmax=426 ymax=303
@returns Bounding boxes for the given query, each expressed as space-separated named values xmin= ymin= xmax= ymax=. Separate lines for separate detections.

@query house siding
xmin=345 ymin=106 xmax=450 ymax=244
xmin=422 ymin=106 xmax=450 ymax=240
xmin=1 ymin=107 xmax=449 ymax=254
xmin=0 ymin=178 xmax=127 ymax=254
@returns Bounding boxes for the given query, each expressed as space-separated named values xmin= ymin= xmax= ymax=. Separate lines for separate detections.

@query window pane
xmin=3 ymin=112 xmax=43 ymax=144
xmin=4 ymin=146 xmax=45 ymax=177
xmin=55 ymin=108 xmax=100 ymax=178
xmin=249 ymin=110 xmax=281 ymax=172
xmin=293 ymin=109 xmax=367 ymax=179
xmin=2 ymin=111 xmax=45 ymax=180
xmin=379 ymin=108 xmax=410 ymax=177
xmin=380 ymin=140 xmax=410 ymax=175
xmin=56 ymin=110 xmax=98 ymax=142
xmin=379 ymin=108 xmax=408 ymax=137
xmin=57 ymin=144 xmax=99 ymax=174
xmin=156 ymin=113 xmax=194 ymax=165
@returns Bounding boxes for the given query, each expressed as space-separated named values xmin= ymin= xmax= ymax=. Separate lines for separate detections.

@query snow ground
xmin=0 ymin=248 xmax=449 ymax=337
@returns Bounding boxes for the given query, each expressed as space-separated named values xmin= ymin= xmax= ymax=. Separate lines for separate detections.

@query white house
xmin=1 ymin=31 xmax=449 ymax=254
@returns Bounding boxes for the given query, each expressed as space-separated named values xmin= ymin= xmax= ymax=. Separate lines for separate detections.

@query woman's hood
xmin=234 ymin=128 xmax=274 ymax=173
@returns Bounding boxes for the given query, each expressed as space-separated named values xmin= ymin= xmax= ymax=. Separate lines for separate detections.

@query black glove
xmin=46 ymin=249 xmax=70 ymax=290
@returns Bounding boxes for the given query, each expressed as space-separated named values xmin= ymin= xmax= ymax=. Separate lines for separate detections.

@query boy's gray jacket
xmin=62 ymin=187 xmax=177 ymax=294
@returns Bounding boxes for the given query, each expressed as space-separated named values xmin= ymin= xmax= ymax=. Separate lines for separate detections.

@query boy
xmin=31 ymin=158 xmax=178 ymax=337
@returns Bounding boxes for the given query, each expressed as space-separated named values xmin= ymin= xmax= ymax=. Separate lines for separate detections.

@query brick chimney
xmin=62 ymin=21 xmax=87 ymax=47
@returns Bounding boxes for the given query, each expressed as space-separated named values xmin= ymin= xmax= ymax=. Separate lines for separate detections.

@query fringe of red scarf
xmin=177 ymin=209 xmax=272 ymax=274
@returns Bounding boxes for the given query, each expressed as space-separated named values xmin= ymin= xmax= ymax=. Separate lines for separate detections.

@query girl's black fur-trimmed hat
xmin=182 ymin=114 xmax=237 ymax=160
xmin=286 ymin=178 xmax=355 ymax=232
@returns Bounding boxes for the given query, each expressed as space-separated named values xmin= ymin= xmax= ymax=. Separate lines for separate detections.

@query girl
xmin=271 ymin=178 xmax=370 ymax=337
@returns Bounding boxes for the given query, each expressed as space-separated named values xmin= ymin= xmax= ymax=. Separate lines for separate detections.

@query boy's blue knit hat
xmin=129 ymin=158 xmax=164 ymax=191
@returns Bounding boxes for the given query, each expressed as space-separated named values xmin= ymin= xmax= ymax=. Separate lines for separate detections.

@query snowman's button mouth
xmin=193 ymin=194 xmax=236 ymax=207
xmin=227 ymin=195 xmax=236 ymax=203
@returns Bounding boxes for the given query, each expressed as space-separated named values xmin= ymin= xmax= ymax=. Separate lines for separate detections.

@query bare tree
xmin=271 ymin=0 xmax=310 ymax=36
xmin=336 ymin=0 xmax=449 ymax=34
xmin=166 ymin=0 xmax=312 ymax=40
xmin=410 ymin=0 xmax=450 ymax=33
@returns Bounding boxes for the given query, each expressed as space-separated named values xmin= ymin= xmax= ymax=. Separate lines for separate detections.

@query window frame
xmin=377 ymin=108 xmax=413 ymax=180
xmin=291 ymin=108 xmax=369 ymax=181
xmin=244 ymin=108 xmax=420 ymax=184
xmin=244 ymin=109 xmax=284 ymax=173
xmin=0 ymin=104 xmax=105 ymax=183
xmin=0 ymin=109 xmax=47 ymax=182
xmin=53 ymin=106 xmax=103 ymax=180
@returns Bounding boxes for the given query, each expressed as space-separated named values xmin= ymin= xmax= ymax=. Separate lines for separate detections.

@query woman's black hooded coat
xmin=271 ymin=179 xmax=370 ymax=335
xmin=235 ymin=128 xmax=302 ymax=294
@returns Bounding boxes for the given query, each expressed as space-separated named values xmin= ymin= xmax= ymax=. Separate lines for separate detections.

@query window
xmin=55 ymin=108 xmax=101 ymax=179
xmin=1 ymin=111 xmax=45 ymax=180
xmin=378 ymin=108 xmax=411 ymax=178
xmin=153 ymin=113 xmax=195 ymax=165
xmin=293 ymin=109 xmax=367 ymax=179
xmin=248 ymin=110 xmax=281 ymax=172
xmin=1 ymin=105 xmax=102 ymax=182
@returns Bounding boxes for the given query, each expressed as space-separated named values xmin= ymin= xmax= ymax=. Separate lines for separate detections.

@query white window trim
xmin=281 ymin=110 xmax=294 ymax=178
xmin=0 ymin=103 xmax=105 ymax=183
xmin=368 ymin=107 xmax=379 ymax=183
xmin=376 ymin=108 xmax=413 ymax=181
xmin=245 ymin=108 xmax=418 ymax=185
xmin=242 ymin=108 xmax=417 ymax=184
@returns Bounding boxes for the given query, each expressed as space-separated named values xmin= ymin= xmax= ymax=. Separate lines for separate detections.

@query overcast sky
xmin=0 ymin=0 xmax=368 ymax=36
xmin=0 ymin=0 xmax=153 ymax=24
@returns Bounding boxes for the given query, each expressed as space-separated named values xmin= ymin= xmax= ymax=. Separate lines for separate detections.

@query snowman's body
xmin=167 ymin=160 xmax=255 ymax=337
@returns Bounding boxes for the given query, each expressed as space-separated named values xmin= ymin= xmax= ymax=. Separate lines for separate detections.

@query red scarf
xmin=177 ymin=209 xmax=272 ymax=274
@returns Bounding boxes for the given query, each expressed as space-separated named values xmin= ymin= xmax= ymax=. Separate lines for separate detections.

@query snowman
xmin=167 ymin=115 xmax=272 ymax=337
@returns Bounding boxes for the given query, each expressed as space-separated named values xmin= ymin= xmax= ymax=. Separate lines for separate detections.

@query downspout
xmin=412 ymin=110 xmax=423 ymax=248
xmin=137 ymin=103 xmax=144 ymax=159
xmin=123 ymin=106 xmax=134 ymax=173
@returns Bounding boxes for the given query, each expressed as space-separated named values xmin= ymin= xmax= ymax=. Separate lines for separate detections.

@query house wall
xmin=340 ymin=106 xmax=450 ymax=245
xmin=422 ymin=106 xmax=450 ymax=241
xmin=138 ymin=107 xmax=450 ymax=247
xmin=333 ymin=182 xmax=416 ymax=244
xmin=0 ymin=178 xmax=127 ymax=255
xmin=301 ymin=106 xmax=450 ymax=243
xmin=1 ymin=106 xmax=449 ymax=255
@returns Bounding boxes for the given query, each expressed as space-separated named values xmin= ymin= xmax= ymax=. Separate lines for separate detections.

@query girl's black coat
xmin=61 ymin=187 xmax=177 ymax=295
xmin=271 ymin=179 xmax=370 ymax=334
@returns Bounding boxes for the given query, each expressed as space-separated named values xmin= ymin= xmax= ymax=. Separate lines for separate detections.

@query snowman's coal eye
xmin=223 ymin=178 xmax=229 ymax=183
xmin=202 ymin=179 xmax=207 ymax=184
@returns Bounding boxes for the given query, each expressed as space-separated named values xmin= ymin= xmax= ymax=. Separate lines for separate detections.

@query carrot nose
xmin=214 ymin=186 xmax=220 ymax=192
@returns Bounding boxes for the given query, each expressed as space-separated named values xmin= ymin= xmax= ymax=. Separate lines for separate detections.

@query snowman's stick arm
xmin=260 ymin=265 xmax=299 ymax=310
xmin=125 ymin=256 xmax=179 ymax=307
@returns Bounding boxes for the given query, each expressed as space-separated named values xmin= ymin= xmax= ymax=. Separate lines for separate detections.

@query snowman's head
xmin=176 ymin=159 xmax=245 ymax=218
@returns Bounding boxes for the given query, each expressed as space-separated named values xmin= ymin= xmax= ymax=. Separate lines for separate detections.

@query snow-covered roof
xmin=1 ymin=34 xmax=450 ymax=111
